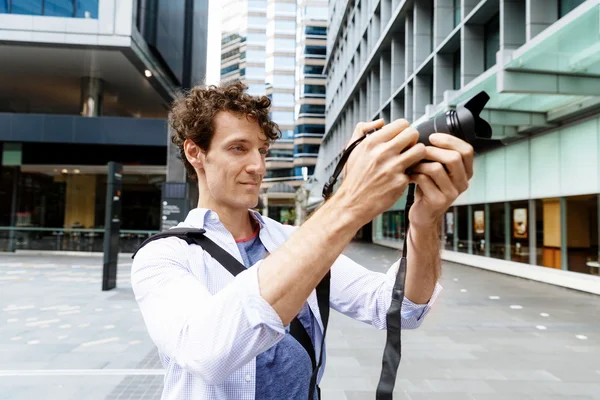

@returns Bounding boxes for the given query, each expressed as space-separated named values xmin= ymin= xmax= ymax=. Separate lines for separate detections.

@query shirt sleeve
xmin=330 ymin=255 xmax=443 ymax=330
xmin=131 ymin=238 xmax=285 ymax=385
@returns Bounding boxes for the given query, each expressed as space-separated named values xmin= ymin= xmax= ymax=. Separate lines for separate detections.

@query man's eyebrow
xmin=227 ymin=138 xmax=270 ymax=146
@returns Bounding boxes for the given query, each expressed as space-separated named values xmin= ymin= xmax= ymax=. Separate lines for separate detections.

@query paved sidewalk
xmin=1 ymin=242 xmax=600 ymax=399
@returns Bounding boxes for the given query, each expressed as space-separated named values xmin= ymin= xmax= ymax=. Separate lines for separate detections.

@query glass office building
xmin=220 ymin=0 xmax=327 ymax=223
xmin=310 ymin=0 xmax=599 ymax=284
xmin=0 ymin=0 xmax=209 ymax=252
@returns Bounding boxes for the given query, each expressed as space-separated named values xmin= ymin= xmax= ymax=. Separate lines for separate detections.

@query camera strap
xmin=322 ymin=132 xmax=416 ymax=399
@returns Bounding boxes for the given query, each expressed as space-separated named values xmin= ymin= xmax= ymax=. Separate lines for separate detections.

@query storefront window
xmin=471 ymin=204 xmax=485 ymax=256
xmin=536 ymin=198 xmax=561 ymax=268
xmin=443 ymin=209 xmax=454 ymax=251
xmin=566 ymin=195 xmax=599 ymax=276
xmin=509 ymin=200 xmax=530 ymax=263
xmin=456 ymin=205 xmax=468 ymax=253
xmin=489 ymin=202 xmax=505 ymax=260
xmin=381 ymin=210 xmax=405 ymax=241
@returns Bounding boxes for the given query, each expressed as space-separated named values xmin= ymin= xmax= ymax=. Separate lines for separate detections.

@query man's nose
xmin=247 ymin=150 xmax=266 ymax=175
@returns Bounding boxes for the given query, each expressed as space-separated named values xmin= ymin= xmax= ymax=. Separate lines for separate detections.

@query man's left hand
xmin=407 ymin=133 xmax=474 ymax=230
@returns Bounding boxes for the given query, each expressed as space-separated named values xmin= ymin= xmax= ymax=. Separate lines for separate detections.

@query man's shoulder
xmin=259 ymin=214 xmax=299 ymax=238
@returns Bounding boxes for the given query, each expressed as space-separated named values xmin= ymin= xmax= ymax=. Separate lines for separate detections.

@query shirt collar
xmin=183 ymin=208 xmax=265 ymax=230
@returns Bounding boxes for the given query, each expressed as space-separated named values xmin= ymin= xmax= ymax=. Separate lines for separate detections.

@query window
xmin=305 ymin=26 xmax=326 ymax=36
xmin=247 ymin=31 xmax=266 ymax=44
xmin=246 ymin=50 xmax=264 ymax=61
xmin=271 ymin=74 xmax=295 ymax=88
xmin=280 ymin=129 xmax=294 ymax=139
xmin=275 ymin=19 xmax=295 ymax=31
xmin=245 ymin=66 xmax=265 ymax=79
xmin=484 ymin=13 xmax=500 ymax=71
xmin=42 ymin=0 xmax=73 ymax=16
xmin=294 ymin=166 xmax=315 ymax=178
xmin=274 ymin=38 xmax=296 ymax=50
xmin=248 ymin=15 xmax=266 ymax=26
xmin=270 ymin=92 xmax=295 ymax=106
xmin=10 ymin=0 xmax=42 ymax=15
xmin=265 ymin=169 xmax=295 ymax=179
xmin=456 ymin=206 xmax=469 ymax=253
xmin=489 ymin=202 xmax=506 ymax=260
xmin=303 ymin=5 xmax=327 ymax=19
xmin=75 ymin=0 xmax=98 ymax=18
xmin=294 ymin=144 xmax=320 ymax=154
xmin=248 ymin=0 xmax=265 ymax=10
xmin=566 ymin=195 xmax=599 ymax=276
xmin=304 ymin=45 xmax=326 ymax=57
xmin=247 ymin=84 xmax=266 ymax=96
xmin=301 ymin=84 xmax=326 ymax=97
xmin=220 ymin=64 xmax=240 ymax=76
xmin=295 ymin=124 xmax=324 ymax=135
xmin=297 ymin=104 xmax=325 ymax=115
xmin=275 ymin=2 xmax=295 ymax=13
xmin=559 ymin=0 xmax=585 ymax=18
xmin=266 ymin=56 xmax=295 ymax=71
xmin=303 ymin=65 xmax=324 ymax=75
xmin=270 ymin=111 xmax=294 ymax=124
xmin=267 ymin=149 xmax=293 ymax=158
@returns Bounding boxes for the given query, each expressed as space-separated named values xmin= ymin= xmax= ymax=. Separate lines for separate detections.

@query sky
xmin=205 ymin=0 xmax=222 ymax=86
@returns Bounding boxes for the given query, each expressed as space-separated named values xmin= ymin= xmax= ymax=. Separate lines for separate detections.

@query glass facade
xmin=1 ymin=0 xmax=98 ymax=18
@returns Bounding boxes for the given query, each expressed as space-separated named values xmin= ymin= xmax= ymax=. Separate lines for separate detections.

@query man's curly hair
xmin=169 ymin=81 xmax=281 ymax=181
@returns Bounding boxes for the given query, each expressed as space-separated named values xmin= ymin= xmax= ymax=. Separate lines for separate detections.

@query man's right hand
xmin=335 ymin=119 xmax=426 ymax=224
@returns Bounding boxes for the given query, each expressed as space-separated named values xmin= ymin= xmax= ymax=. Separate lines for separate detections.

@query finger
xmin=424 ymin=146 xmax=469 ymax=193
xmin=408 ymin=173 xmax=446 ymax=208
xmin=368 ymin=118 xmax=410 ymax=145
xmin=387 ymin=126 xmax=419 ymax=154
xmin=393 ymin=143 xmax=426 ymax=172
xmin=348 ymin=119 xmax=385 ymax=148
xmin=411 ymin=162 xmax=459 ymax=201
xmin=429 ymin=133 xmax=474 ymax=179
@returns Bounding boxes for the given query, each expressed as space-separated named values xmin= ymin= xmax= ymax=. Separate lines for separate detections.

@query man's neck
xmin=197 ymin=200 xmax=256 ymax=241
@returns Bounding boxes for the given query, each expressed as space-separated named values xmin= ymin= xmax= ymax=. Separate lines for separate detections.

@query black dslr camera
xmin=414 ymin=90 xmax=503 ymax=154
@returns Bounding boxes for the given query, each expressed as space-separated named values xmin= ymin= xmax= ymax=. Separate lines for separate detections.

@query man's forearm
xmin=257 ymin=192 xmax=364 ymax=326
xmin=404 ymin=221 xmax=442 ymax=304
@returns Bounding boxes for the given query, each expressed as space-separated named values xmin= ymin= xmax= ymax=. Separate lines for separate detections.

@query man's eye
xmin=259 ymin=148 xmax=268 ymax=155
xmin=232 ymin=146 xmax=244 ymax=152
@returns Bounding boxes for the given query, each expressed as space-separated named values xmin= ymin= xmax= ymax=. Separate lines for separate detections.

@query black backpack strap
xmin=131 ymin=228 xmax=207 ymax=259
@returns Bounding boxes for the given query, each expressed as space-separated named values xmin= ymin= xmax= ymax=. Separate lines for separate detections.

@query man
xmin=131 ymin=81 xmax=474 ymax=399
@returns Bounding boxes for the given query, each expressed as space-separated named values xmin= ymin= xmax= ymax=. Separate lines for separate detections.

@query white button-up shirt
xmin=131 ymin=208 xmax=442 ymax=400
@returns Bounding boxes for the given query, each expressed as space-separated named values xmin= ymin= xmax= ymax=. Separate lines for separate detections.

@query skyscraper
xmin=220 ymin=0 xmax=327 ymax=223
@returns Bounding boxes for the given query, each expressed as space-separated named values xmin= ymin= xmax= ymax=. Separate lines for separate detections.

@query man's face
xmin=200 ymin=111 xmax=269 ymax=210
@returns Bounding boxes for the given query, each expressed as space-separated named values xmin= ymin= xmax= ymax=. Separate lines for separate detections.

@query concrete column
xmin=529 ymin=199 xmax=537 ymax=265
xmin=80 ymin=77 xmax=104 ymax=117
xmin=467 ymin=204 xmax=473 ymax=254
xmin=359 ymin=85 xmax=367 ymax=122
xmin=404 ymin=83 xmax=413 ymax=124
xmin=380 ymin=50 xmax=392 ymax=105
xmin=526 ymin=0 xmax=558 ymax=41
xmin=405 ymin=14 xmax=414 ymax=79
xmin=413 ymin=0 xmax=433 ymax=70
xmin=484 ymin=203 xmax=491 ymax=257
xmin=453 ymin=206 xmax=458 ymax=251
xmin=434 ymin=0 xmax=454 ymax=47
xmin=504 ymin=202 xmax=511 ymax=261
xmin=433 ymin=53 xmax=453 ymax=105
xmin=381 ymin=0 xmax=392 ymax=29
xmin=560 ymin=197 xmax=568 ymax=270
xmin=413 ymin=74 xmax=431 ymax=122
xmin=461 ymin=25 xmax=484 ymax=87
xmin=501 ymin=0 xmax=526 ymax=50
xmin=391 ymin=36 xmax=405 ymax=89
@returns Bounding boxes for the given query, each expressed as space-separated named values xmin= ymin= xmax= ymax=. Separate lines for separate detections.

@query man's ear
xmin=184 ymin=139 xmax=205 ymax=170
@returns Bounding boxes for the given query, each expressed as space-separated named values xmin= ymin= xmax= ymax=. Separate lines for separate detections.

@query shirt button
xmin=245 ymin=374 xmax=251 ymax=382
xmin=211 ymin=213 xmax=219 ymax=222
